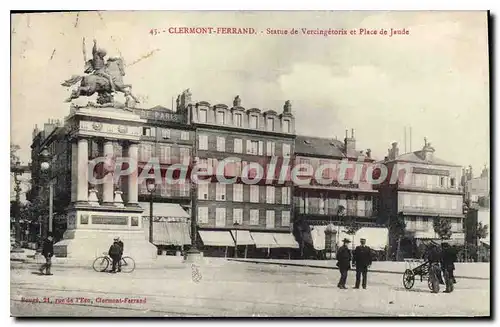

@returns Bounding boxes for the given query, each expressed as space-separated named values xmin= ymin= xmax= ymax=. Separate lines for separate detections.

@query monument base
xmin=54 ymin=205 xmax=157 ymax=264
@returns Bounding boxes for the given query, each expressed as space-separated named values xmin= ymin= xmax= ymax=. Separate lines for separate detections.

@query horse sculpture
xmin=62 ymin=57 xmax=139 ymax=107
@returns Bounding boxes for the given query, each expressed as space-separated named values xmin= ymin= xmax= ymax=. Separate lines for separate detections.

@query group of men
xmin=38 ymin=235 xmax=124 ymax=274
xmin=426 ymin=242 xmax=458 ymax=293
xmin=336 ymin=237 xmax=372 ymax=289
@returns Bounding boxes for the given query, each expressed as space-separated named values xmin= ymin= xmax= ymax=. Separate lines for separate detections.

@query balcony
xmin=295 ymin=206 xmax=375 ymax=218
xmin=400 ymin=206 xmax=464 ymax=218
xmin=397 ymin=183 xmax=463 ymax=195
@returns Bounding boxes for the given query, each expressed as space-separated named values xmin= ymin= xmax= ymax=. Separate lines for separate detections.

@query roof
xmin=384 ymin=150 xmax=460 ymax=167
xmin=295 ymin=135 xmax=346 ymax=158
xmin=149 ymin=105 xmax=173 ymax=112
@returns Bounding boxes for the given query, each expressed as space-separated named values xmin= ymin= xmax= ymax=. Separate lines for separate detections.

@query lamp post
xmin=185 ymin=157 xmax=201 ymax=262
xmin=146 ymin=179 xmax=156 ymax=244
xmin=11 ymin=160 xmax=23 ymax=244
xmin=39 ymin=147 xmax=53 ymax=240
xmin=233 ymin=222 xmax=240 ymax=258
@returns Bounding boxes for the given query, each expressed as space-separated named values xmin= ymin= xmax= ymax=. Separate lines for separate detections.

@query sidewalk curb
xmin=227 ymin=259 xmax=490 ymax=281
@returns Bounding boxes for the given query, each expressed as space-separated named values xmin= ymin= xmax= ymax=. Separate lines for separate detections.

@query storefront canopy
xmin=250 ymin=232 xmax=278 ymax=248
xmin=139 ymin=202 xmax=190 ymax=221
xmin=230 ymin=230 xmax=254 ymax=246
xmin=143 ymin=220 xmax=191 ymax=246
xmin=273 ymin=233 xmax=299 ymax=249
xmin=199 ymin=230 xmax=235 ymax=247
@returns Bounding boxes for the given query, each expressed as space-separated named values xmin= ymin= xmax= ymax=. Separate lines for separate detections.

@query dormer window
xmin=199 ymin=108 xmax=207 ymax=123
xmin=283 ymin=120 xmax=290 ymax=133
xmin=216 ymin=111 xmax=225 ymax=125
xmin=249 ymin=115 xmax=258 ymax=129
xmin=234 ymin=113 xmax=242 ymax=127
xmin=266 ymin=117 xmax=275 ymax=131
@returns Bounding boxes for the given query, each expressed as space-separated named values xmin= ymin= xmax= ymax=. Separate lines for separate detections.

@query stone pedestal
xmin=55 ymin=106 xmax=156 ymax=263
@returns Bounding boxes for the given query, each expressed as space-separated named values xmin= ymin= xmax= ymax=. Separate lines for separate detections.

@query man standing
xmin=108 ymin=238 xmax=122 ymax=273
xmin=116 ymin=237 xmax=124 ymax=273
xmin=353 ymin=238 xmax=372 ymax=289
xmin=441 ymin=242 xmax=457 ymax=293
xmin=336 ymin=238 xmax=352 ymax=289
xmin=39 ymin=234 xmax=54 ymax=276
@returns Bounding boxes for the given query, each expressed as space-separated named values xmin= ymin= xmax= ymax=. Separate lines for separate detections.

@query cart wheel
xmin=403 ymin=269 xmax=415 ymax=289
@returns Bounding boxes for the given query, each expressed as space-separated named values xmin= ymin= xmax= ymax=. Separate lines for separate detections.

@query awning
xmin=139 ymin=202 xmax=190 ymax=221
xmin=143 ymin=221 xmax=191 ymax=246
xmin=350 ymin=227 xmax=388 ymax=251
xmin=250 ymin=232 xmax=278 ymax=248
xmin=199 ymin=230 xmax=234 ymax=247
xmin=273 ymin=233 xmax=299 ymax=249
xmin=230 ymin=230 xmax=254 ymax=245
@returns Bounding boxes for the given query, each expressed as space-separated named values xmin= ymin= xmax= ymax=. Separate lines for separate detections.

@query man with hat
xmin=336 ymin=238 xmax=352 ymax=289
xmin=353 ymin=238 xmax=372 ymax=289
xmin=108 ymin=237 xmax=122 ymax=273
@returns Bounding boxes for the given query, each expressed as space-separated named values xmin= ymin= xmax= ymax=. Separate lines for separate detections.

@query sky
xmin=11 ymin=11 xmax=490 ymax=175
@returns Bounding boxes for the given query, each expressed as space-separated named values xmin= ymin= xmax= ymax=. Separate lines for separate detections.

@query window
xmin=250 ymin=185 xmax=259 ymax=203
xmin=234 ymin=113 xmax=242 ymax=127
xmin=283 ymin=120 xmax=290 ymax=133
xmin=198 ymin=183 xmax=208 ymax=200
xmin=283 ymin=143 xmax=291 ymax=157
xmin=266 ymin=186 xmax=275 ymax=204
xmin=281 ymin=211 xmax=290 ymax=227
xmin=266 ymin=142 xmax=276 ymax=156
xmin=199 ymin=109 xmax=207 ymax=123
xmin=249 ymin=115 xmax=258 ymax=129
xmin=216 ymin=111 xmax=225 ymax=125
xmin=215 ymin=208 xmax=226 ymax=227
xmin=247 ymin=140 xmax=259 ymax=155
xmin=233 ymin=209 xmax=243 ymax=225
xmin=258 ymin=141 xmax=264 ymax=155
xmin=216 ymin=136 xmax=226 ymax=152
xmin=440 ymin=177 xmax=445 ymax=187
xmin=198 ymin=135 xmax=208 ymax=150
xmin=216 ymin=183 xmax=226 ymax=201
xmin=266 ymin=211 xmax=275 ymax=228
xmin=139 ymin=143 xmax=153 ymax=162
xmin=180 ymin=131 xmax=190 ymax=141
xmin=198 ymin=207 xmax=208 ymax=224
xmin=281 ymin=187 xmax=290 ymax=204
xmin=233 ymin=184 xmax=243 ymax=202
xmin=450 ymin=178 xmax=456 ymax=188
xmin=250 ymin=209 xmax=259 ymax=225
xmin=161 ymin=129 xmax=170 ymax=139
xmin=451 ymin=197 xmax=458 ymax=210
xmin=267 ymin=117 xmax=275 ymax=131
xmin=234 ymin=139 xmax=243 ymax=153
xmin=404 ymin=194 xmax=411 ymax=207
xmin=160 ymin=145 xmax=171 ymax=163
xmin=179 ymin=147 xmax=190 ymax=166
xmin=319 ymin=196 xmax=326 ymax=214
xmin=304 ymin=194 xmax=309 ymax=214
xmin=142 ymin=127 xmax=156 ymax=137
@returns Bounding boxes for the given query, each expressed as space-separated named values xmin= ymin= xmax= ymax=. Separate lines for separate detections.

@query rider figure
xmin=92 ymin=39 xmax=116 ymax=93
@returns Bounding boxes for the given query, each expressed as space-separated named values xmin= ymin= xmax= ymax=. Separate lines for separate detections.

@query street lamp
xmin=233 ymin=222 xmax=240 ymax=258
xmin=185 ymin=157 xmax=201 ymax=262
xmin=11 ymin=160 xmax=23 ymax=244
xmin=146 ymin=179 xmax=156 ymax=244
xmin=39 ymin=147 xmax=53 ymax=241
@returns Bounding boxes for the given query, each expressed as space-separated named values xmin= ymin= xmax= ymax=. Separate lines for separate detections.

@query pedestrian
xmin=426 ymin=243 xmax=444 ymax=285
xmin=441 ymin=242 xmax=457 ymax=293
xmin=116 ymin=237 xmax=124 ymax=272
xmin=39 ymin=234 xmax=54 ymax=276
xmin=336 ymin=238 xmax=352 ymax=289
xmin=353 ymin=238 xmax=372 ymax=289
xmin=108 ymin=238 xmax=122 ymax=273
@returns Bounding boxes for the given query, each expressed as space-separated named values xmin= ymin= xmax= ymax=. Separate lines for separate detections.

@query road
xmin=11 ymin=260 xmax=490 ymax=317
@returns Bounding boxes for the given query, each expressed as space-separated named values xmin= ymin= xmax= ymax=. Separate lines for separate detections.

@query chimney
xmin=392 ymin=142 xmax=399 ymax=158
xmin=468 ymin=165 xmax=473 ymax=180
xmin=366 ymin=149 xmax=371 ymax=158
xmin=344 ymin=128 xmax=356 ymax=155
xmin=43 ymin=119 xmax=56 ymax=137
xmin=32 ymin=124 xmax=40 ymax=140
xmin=421 ymin=138 xmax=435 ymax=161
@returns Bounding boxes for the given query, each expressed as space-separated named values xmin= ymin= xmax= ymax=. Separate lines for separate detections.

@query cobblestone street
xmin=11 ymin=260 xmax=490 ymax=317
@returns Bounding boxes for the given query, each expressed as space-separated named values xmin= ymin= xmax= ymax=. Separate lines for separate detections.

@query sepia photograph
xmin=10 ymin=10 xmax=490 ymax=317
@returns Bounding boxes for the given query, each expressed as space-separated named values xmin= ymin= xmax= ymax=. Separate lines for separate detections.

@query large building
xmin=463 ymin=165 xmax=490 ymax=208
xmin=376 ymin=139 xmax=465 ymax=258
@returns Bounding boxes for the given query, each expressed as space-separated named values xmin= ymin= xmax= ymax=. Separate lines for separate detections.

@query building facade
xmin=376 ymin=139 xmax=465 ymax=258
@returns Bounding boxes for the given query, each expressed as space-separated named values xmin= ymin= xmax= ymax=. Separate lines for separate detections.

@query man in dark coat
xmin=116 ymin=237 xmax=124 ymax=272
xmin=336 ymin=238 xmax=352 ymax=289
xmin=441 ymin=242 xmax=457 ymax=292
xmin=426 ymin=243 xmax=444 ymax=284
xmin=108 ymin=238 xmax=122 ymax=273
xmin=39 ymin=234 xmax=54 ymax=276
xmin=353 ymin=238 xmax=372 ymax=289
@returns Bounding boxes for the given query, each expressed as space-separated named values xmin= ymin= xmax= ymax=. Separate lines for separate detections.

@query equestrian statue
xmin=62 ymin=38 xmax=139 ymax=108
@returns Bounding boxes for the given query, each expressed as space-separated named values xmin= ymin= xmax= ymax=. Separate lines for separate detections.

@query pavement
xmin=11 ymin=259 xmax=490 ymax=317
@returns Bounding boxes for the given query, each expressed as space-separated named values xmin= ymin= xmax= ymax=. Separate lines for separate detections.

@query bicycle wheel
xmin=93 ymin=256 xmax=110 ymax=272
xmin=120 ymin=256 xmax=135 ymax=273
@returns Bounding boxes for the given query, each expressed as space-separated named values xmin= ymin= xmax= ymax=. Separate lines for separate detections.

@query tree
xmin=10 ymin=143 xmax=20 ymax=166
xmin=433 ymin=216 xmax=452 ymax=240
xmin=388 ymin=213 xmax=406 ymax=261
xmin=476 ymin=222 xmax=489 ymax=240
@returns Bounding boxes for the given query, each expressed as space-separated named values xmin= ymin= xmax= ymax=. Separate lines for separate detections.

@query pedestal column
xmin=76 ymin=138 xmax=89 ymax=203
xmin=103 ymin=141 xmax=115 ymax=205
xmin=127 ymin=143 xmax=139 ymax=206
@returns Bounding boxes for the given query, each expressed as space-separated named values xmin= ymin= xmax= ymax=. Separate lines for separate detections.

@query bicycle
xmin=92 ymin=252 xmax=136 ymax=273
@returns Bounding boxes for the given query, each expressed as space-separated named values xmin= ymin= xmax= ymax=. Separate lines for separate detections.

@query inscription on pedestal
xmin=91 ymin=215 xmax=129 ymax=225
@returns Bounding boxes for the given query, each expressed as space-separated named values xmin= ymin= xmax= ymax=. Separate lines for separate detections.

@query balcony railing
xmin=296 ymin=207 xmax=374 ymax=217
xmin=401 ymin=206 xmax=463 ymax=216
xmin=397 ymin=183 xmax=463 ymax=194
